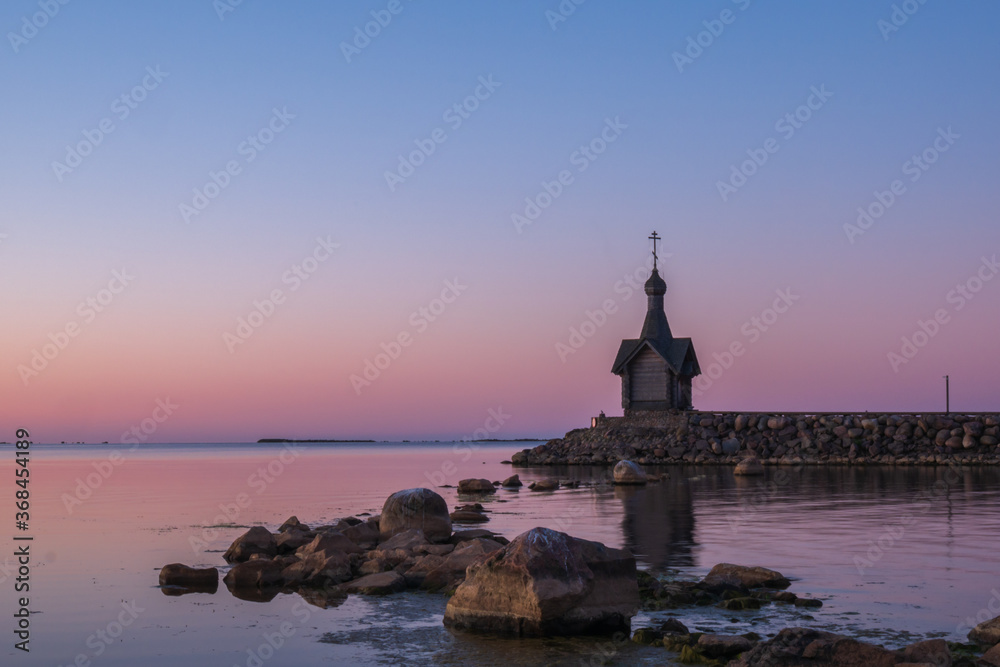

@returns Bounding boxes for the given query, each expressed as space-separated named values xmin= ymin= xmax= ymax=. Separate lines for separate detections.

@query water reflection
xmin=615 ymin=481 xmax=696 ymax=569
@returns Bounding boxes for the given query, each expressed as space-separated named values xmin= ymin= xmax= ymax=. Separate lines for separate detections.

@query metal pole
xmin=944 ymin=375 xmax=950 ymax=414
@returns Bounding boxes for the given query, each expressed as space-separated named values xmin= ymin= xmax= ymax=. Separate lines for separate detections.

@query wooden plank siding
xmin=629 ymin=347 xmax=670 ymax=403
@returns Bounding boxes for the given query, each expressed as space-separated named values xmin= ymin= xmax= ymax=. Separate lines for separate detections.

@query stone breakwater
xmin=512 ymin=411 xmax=1000 ymax=467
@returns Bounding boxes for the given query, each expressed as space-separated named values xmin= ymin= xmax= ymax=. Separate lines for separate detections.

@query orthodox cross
xmin=649 ymin=231 xmax=661 ymax=270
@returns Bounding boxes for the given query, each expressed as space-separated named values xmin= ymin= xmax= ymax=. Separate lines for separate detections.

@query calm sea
xmin=2 ymin=442 xmax=998 ymax=666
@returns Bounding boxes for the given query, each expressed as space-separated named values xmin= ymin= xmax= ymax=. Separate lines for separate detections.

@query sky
xmin=1 ymin=0 xmax=998 ymax=443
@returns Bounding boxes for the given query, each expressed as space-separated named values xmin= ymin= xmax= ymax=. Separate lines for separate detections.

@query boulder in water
xmin=613 ymin=460 xmax=648 ymax=485
xmin=379 ymin=488 xmax=452 ymax=544
xmin=443 ymin=527 xmax=639 ymax=637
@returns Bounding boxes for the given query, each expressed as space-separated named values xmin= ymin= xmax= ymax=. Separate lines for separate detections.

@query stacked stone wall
xmin=512 ymin=411 xmax=1000 ymax=466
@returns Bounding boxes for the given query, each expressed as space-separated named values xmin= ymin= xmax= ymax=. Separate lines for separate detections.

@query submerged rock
xmin=734 ymin=456 xmax=765 ymax=476
xmin=458 ymin=478 xmax=496 ymax=494
xmin=730 ymin=627 xmax=899 ymax=666
xmin=702 ymin=563 xmax=790 ymax=590
xmin=613 ymin=460 xmax=648 ymax=485
xmin=443 ymin=527 xmax=639 ymax=637
xmin=529 ymin=479 xmax=559 ymax=491
xmin=450 ymin=509 xmax=490 ymax=523
xmin=379 ymin=488 xmax=452 ymax=544
xmin=159 ymin=563 xmax=218 ymax=591
xmin=223 ymin=526 xmax=277 ymax=563
xmin=697 ymin=633 xmax=755 ymax=659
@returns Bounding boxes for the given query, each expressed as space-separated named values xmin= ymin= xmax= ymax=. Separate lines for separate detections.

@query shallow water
xmin=2 ymin=442 xmax=998 ymax=665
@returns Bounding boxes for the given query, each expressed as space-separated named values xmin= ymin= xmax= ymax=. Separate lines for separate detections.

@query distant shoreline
xmin=257 ymin=438 xmax=549 ymax=444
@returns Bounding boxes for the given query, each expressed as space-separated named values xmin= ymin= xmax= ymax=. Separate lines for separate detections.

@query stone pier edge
xmin=512 ymin=410 xmax=1000 ymax=466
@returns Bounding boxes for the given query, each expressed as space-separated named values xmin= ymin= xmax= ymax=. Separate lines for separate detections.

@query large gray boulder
xmin=613 ymin=460 xmax=647 ymax=485
xmin=379 ymin=488 xmax=452 ymax=544
xmin=443 ymin=527 xmax=639 ymax=637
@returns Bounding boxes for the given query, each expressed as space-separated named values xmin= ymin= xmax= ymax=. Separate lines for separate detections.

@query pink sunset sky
xmin=2 ymin=2 xmax=998 ymax=443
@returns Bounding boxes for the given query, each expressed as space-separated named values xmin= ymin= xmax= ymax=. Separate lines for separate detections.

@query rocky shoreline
xmin=511 ymin=411 xmax=1000 ymax=467
xmin=157 ymin=482 xmax=1000 ymax=665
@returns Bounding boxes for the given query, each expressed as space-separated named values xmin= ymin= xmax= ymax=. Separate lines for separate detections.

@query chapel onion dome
xmin=644 ymin=268 xmax=667 ymax=296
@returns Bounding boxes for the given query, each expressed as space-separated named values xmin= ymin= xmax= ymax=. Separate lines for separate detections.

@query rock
xmin=529 ymin=479 xmax=559 ymax=491
xmin=375 ymin=528 xmax=430 ymax=554
xmin=443 ymin=527 xmax=639 ymax=637
xmin=702 ymin=563 xmax=790 ymax=590
xmin=946 ymin=436 xmax=964 ymax=449
xmin=735 ymin=414 xmax=748 ymax=432
xmin=296 ymin=533 xmax=363 ymax=559
xmin=718 ymin=597 xmax=760 ymax=610
xmin=613 ymin=460 xmax=647 ymax=485
xmin=158 ymin=563 xmax=218 ymax=590
xmin=451 ymin=529 xmax=502 ymax=544
xmin=450 ymin=510 xmax=489 ymax=523
xmin=341 ymin=571 xmax=407 ymax=595
xmin=223 ymin=526 xmax=277 ymax=563
xmin=458 ymin=478 xmax=496 ymax=494
xmin=630 ymin=627 xmax=663 ymax=645
xmin=660 ymin=617 xmax=689 ymax=635
xmin=730 ymin=627 xmax=899 ymax=666
xmin=964 ymin=434 xmax=979 ymax=449
xmin=278 ymin=515 xmax=307 ymax=532
xmin=971 ymin=615 xmax=1000 ymax=645
xmin=794 ymin=597 xmax=823 ymax=608
xmin=416 ymin=543 xmax=455 ymax=556
xmin=896 ymin=638 xmax=951 ymax=666
xmin=275 ymin=529 xmax=314 ymax=554
xmin=402 ymin=554 xmax=446 ymax=586
xmin=379 ymin=488 xmax=452 ymax=544
xmin=421 ymin=538 xmax=504 ymax=591
xmin=501 ymin=474 xmax=523 ymax=488
xmin=697 ymin=634 xmax=754 ymax=659
xmin=341 ymin=521 xmax=379 ymax=549
xmin=734 ymin=457 xmax=764 ymax=476
xmin=511 ymin=450 xmax=529 ymax=465
xmin=223 ymin=559 xmax=285 ymax=589
xmin=982 ymin=435 xmax=999 ymax=447
xmin=979 ymin=643 xmax=1000 ymax=667
xmin=281 ymin=551 xmax=351 ymax=585
xmin=965 ymin=421 xmax=985 ymax=437
xmin=722 ymin=438 xmax=741 ymax=455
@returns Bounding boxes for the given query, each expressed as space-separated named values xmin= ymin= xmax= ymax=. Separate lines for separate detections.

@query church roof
xmin=611 ymin=337 xmax=700 ymax=377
